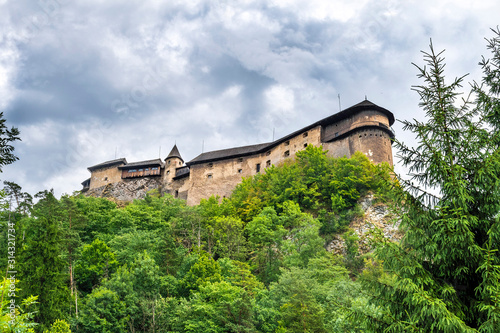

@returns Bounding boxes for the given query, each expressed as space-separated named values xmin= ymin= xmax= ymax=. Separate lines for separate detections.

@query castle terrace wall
xmin=89 ymin=166 xmax=123 ymax=189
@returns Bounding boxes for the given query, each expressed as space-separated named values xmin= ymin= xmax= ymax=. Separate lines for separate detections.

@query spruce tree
xmin=363 ymin=28 xmax=500 ymax=332
xmin=19 ymin=190 xmax=70 ymax=331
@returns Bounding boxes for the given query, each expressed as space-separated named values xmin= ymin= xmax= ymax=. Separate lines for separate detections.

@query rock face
xmin=85 ymin=177 xmax=163 ymax=202
xmin=326 ymin=193 xmax=402 ymax=255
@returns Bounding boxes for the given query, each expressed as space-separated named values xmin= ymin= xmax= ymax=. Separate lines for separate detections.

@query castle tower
xmin=164 ymin=144 xmax=184 ymax=180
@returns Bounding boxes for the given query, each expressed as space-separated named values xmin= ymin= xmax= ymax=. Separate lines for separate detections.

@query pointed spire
xmin=166 ymin=144 xmax=183 ymax=162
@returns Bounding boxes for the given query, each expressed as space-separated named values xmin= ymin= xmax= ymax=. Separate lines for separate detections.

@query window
xmin=303 ymin=132 xmax=308 ymax=138
xmin=167 ymin=160 xmax=171 ymax=165
xmin=237 ymin=158 xmax=243 ymax=162
xmin=167 ymin=170 xmax=170 ymax=175
xmin=256 ymin=164 xmax=261 ymax=173
xmin=284 ymin=140 xmax=290 ymax=146
xmin=207 ymin=174 xmax=213 ymax=179
xmin=334 ymin=132 xmax=339 ymax=137
xmin=284 ymin=150 xmax=290 ymax=157
xmin=139 ymin=169 xmax=144 ymax=172
xmin=303 ymin=143 xmax=308 ymax=148
xmin=152 ymin=167 xmax=158 ymax=170
xmin=266 ymin=160 xmax=271 ymax=167
xmin=266 ymin=151 xmax=271 ymax=156
xmin=104 ymin=177 xmax=108 ymax=181
xmin=238 ymin=169 xmax=243 ymax=174
xmin=175 ymin=190 xmax=179 ymax=198
xmin=208 ymin=163 xmax=213 ymax=168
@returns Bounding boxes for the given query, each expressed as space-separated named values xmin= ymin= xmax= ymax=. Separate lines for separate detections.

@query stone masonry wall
xmin=186 ymin=126 xmax=322 ymax=205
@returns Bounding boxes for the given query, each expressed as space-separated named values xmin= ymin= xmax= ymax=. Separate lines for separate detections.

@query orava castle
xmin=81 ymin=99 xmax=395 ymax=205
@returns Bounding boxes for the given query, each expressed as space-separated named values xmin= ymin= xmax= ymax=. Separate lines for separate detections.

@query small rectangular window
xmin=266 ymin=151 xmax=271 ymax=156
xmin=284 ymin=141 xmax=290 ymax=146
xmin=303 ymin=132 xmax=308 ymax=138
xmin=207 ymin=174 xmax=213 ymax=179
xmin=266 ymin=160 xmax=271 ymax=167
xmin=284 ymin=150 xmax=290 ymax=157
xmin=237 ymin=158 xmax=243 ymax=162
xmin=208 ymin=163 xmax=213 ymax=168
xmin=256 ymin=164 xmax=261 ymax=173
xmin=238 ymin=169 xmax=243 ymax=174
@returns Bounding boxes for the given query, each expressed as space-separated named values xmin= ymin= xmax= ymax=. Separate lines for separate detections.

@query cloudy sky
xmin=0 ymin=0 xmax=499 ymax=197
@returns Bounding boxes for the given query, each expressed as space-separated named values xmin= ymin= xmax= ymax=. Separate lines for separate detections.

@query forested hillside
xmin=1 ymin=145 xmax=392 ymax=333
xmin=1 ymin=28 xmax=500 ymax=333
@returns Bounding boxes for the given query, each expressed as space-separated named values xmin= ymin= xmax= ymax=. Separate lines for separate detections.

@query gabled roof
xmin=166 ymin=144 xmax=183 ymax=162
xmin=186 ymin=100 xmax=394 ymax=166
xmin=88 ymin=158 xmax=127 ymax=172
xmin=118 ymin=158 xmax=164 ymax=169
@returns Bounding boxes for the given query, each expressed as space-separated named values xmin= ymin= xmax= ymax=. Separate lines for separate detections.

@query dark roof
xmin=188 ymin=142 xmax=271 ymax=165
xmin=88 ymin=158 xmax=127 ymax=171
xmin=118 ymin=158 xmax=164 ymax=169
xmin=317 ymin=99 xmax=395 ymax=127
xmin=187 ymin=100 xmax=394 ymax=166
xmin=166 ymin=144 xmax=183 ymax=161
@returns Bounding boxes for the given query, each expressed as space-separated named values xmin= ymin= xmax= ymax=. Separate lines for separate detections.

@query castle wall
xmin=186 ymin=126 xmax=322 ymax=205
xmin=85 ymin=101 xmax=395 ymax=205
xmin=322 ymin=127 xmax=393 ymax=165
xmin=89 ymin=166 xmax=123 ymax=189
xmin=322 ymin=110 xmax=391 ymax=142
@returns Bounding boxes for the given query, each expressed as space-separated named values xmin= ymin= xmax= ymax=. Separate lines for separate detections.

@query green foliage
xmin=75 ymin=287 xmax=128 ymax=333
xmin=231 ymin=145 xmax=390 ymax=234
xmin=342 ymin=228 xmax=363 ymax=272
xmin=0 ymin=279 xmax=38 ymax=333
xmin=44 ymin=319 xmax=71 ymax=333
xmin=18 ymin=190 xmax=71 ymax=331
xmin=363 ymin=30 xmax=500 ymax=332
xmin=74 ymin=238 xmax=118 ymax=294
xmin=0 ymin=112 xmax=20 ymax=172
xmin=180 ymin=252 xmax=222 ymax=295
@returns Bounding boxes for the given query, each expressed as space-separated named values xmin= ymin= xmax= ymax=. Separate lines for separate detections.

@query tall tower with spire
xmin=163 ymin=144 xmax=184 ymax=185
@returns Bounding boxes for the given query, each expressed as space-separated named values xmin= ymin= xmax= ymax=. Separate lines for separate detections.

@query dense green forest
xmin=1 ymin=29 xmax=500 ymax=333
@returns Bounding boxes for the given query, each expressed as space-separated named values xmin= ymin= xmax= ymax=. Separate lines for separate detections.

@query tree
xmin=74 ymin=238 xmax=118 ymax=294
xmin=363 ymin=29 xmax=500 ymax=332
xmin=18 ymin=190 xmax=70 ymax=332
xmin=75 ymin=287 xmax=128 ymax=333
xmin=43 ymin=319 xmax=71 ymax=333
xmin=0 ymin=112 xmax=20 ymax=172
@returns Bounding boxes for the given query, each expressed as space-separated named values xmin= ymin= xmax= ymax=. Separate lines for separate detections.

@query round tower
xmin=164 ymin=144 xmax=184 ymax=183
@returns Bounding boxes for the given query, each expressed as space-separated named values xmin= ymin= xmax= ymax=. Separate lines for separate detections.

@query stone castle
xmin=82 ymin=99 xmax=395 ymax=205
